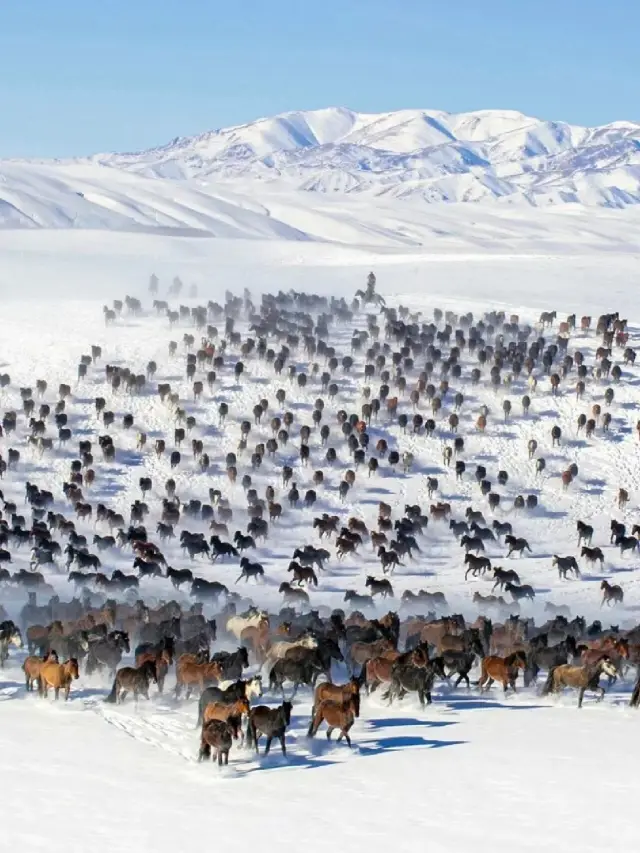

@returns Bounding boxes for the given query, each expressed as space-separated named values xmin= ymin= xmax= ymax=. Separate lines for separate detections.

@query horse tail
xmin=355 ymin=662 xmax=367 ymax=689
xmin=307 ymin=705 xmax=323 ymax=738
xmin=196 ymin=696 xmax=205 ymax=729
xmin=541 ymin=666 xmax=557 ymax=696
xmin=104 ymin=675 xmax=118 ymax=704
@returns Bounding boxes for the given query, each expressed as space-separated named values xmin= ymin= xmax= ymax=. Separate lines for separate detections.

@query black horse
xmin=210 ymin=646 xmax=250 ymax=680
xmin=382 ymin=652 xmax=444 ymax=708
xmin=0 ymin=620 xmax=23 ymax=667
xmin=85 ymin=630 xmax=130 ymax=676
xmin=269 ymin=656 xmax=324 ymax=698
xmin=246 ymin=702 xmax=293 ymax=756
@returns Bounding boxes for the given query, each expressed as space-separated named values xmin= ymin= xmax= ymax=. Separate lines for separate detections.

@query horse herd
xmin=0 ymin=274 xmax=638 ymax=768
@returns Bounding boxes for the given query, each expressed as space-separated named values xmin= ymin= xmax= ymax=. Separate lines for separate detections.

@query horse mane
xmin=504 ymin=650 xmax=526 ymax=667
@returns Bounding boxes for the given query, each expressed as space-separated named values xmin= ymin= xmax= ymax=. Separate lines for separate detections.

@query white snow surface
xmin=0 ymin=228 xmax=640 ymax=849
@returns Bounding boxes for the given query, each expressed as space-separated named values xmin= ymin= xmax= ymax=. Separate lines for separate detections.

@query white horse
xmin=226 ymin=610 xmax=268 ymax=640
xmin=262 ymin=636 xmax=318 ymax=673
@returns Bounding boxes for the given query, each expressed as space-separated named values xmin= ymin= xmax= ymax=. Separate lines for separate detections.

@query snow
xmin=0 ymin=227 xmax=639 ymax=851
xmin=2 ymin=115 xmax=640 ymax=848
xmin=65 ymin=105 xmax=640 ymax=207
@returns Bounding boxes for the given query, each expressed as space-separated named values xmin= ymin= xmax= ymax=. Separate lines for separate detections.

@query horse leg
xmin=120 ymin=690 xmax=128 ymax=703
xmin=54 ymin=686 xmax=60 ymax=701
xmin=279 ymin=733 xmax=286 ymax=756
xmin=326 ymin=726 xmax=334 ymax=741
xmin=264 ymin=736 xmax=272 ymax=756
xmin=578 ymin=687 xmax=585 ymax=708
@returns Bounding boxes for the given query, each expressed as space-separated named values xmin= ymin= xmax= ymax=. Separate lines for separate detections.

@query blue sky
xmin=0 ymin=0 xmax=638 ymax=158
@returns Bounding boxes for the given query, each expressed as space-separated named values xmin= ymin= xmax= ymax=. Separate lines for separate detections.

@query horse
xmin=247 ymin=701 xmax=293 ymax=755
xmin=504 ymin=535 xmax=532 ymax=557
xmin=381 ymin=646 xmax=440 ymax=708
xmin=262 ymin=636 xmax=317 ymax=673
xmin=580 ymin=547 xmax=604 ymax=568
xmin=175 ymin=657 xmax=223 ymax=699
xmin=504 ymin=582 xmax=535 ymax=602
xmin=477 ymin=651 xmax=527 ymax=693
xmin=197 ymin=677 xmax=263 ymax=727
xmin=209 ymin=646 xmax=250 ymax=680
xmin=492 ymin=568 xmax=520 ymax=591
xmin=104 ymin=659 xmax=158 ymax=704
xmin=348 ymin=638 xmax=395 ymax=673
xmin=601 ymin=580 xmax=624 ymax=607
xmin=433 ymin=650 xmax=477 ymax=688
xmin=85 ymin=630 xmax=130 ymax=676
xmin=198 ymin=720 xmax=234 ymax=766
xmin=23 ymin=651 xmax=59 ymax=692
xmin=312 ymin=678 xmax=360 ymax=715
xmin=226 ymin=609 xmax=268 ymax=640
xmin=542 ymin=658 xmax=618 ymax=707
xmin=269 ymin=655 xmax=324 ymax=698
xmin=0 ymin=620 xmax=23 ymax=667
xmin=363 ymin=648 xmax=424 ymax=695
xmin=307 ymin=695 xmax=359 ymax=747
xmin=201 ymin=697 xmax=249 ymax=745
xmin=464 ymin=553 xmax=491 ymax=579
xmin=134 ymin=637 xmax=174 ymax=693
xmin=39 ymin=658 xmax=80 ymax=700
xmin=552 ymin=555 xmax=581 ymax=579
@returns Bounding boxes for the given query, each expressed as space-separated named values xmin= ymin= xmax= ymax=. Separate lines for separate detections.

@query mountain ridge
xmin=70 ymin=105 xmax=640 ymax=208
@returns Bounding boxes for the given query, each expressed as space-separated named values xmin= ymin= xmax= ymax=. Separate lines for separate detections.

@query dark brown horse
xmin=201 ymin=697 xmax=248 ymax=743
xmin=601 ymin=580 xmax=624 ymax=607
xmin=198 ymin=720 xmax=233 ymax=765
xmin=104 ymin=659 xmax=157 ymax=704
xmin=247 ymin=701 xmax=293 ymax=755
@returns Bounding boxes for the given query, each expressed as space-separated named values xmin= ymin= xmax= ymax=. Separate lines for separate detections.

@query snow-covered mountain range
xmin=1 ymin=107 xmax=639 ymax=238
xmin=88 ymin=106 xmax=640 ymax=207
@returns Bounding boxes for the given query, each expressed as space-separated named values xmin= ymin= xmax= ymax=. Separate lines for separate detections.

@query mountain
xmin=1 ymin=107 xmax=640 ymax=240
xmin=86 ymin=107 xmax=640 ymax=208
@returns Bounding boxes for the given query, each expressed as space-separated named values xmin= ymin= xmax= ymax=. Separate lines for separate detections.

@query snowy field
xmin=1 ymin=227 xmax=640 ymax=853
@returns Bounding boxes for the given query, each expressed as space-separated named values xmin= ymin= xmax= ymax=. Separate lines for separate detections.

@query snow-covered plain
xmin=1 ymin=226 xmax=640 ymax=853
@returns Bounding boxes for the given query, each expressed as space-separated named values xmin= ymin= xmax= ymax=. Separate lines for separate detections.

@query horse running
xmin=105 ymin=659 xmax=158 ymax=704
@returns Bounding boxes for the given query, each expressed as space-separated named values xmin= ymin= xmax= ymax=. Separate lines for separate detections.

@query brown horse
xmin=198 ymin=720 xmax=234 ymax=766
xmin=135 ymin=647 xmax=173 ymax=694
xmin=23 ymin=651 xmax=59 ymax=692
xmin=39 ymin=658 xmax=80 ymax=700
xmin=312 ymin=678 xmax=360 ymax=714
xmin=364 ymin=647 xmax=428 ymax=694
xmin=201 ymin=697 xmax=249 ymax=743
xmin=542 ymin=658 xmax=618 ymax=707
xmin=477 ymin=651 xmax=526 ymax=693
xmin=307 ymin=695 xmax=359 ymax=747
xmin=175 ymin=657 xmax=223 ymax=699
xmin=104 ymin=659 xmax=157 ymax=704
xmin=240 ymin=617 xmax=273 ymax=663
xmin=348 ymin=638 xmax=395 ymax=672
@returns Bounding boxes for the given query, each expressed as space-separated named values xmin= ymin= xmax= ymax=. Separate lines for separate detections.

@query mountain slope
xmin=84 ymin=106 xmax=640 ymax=208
